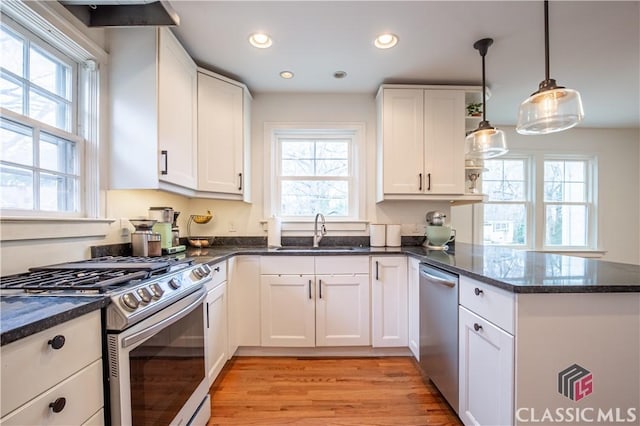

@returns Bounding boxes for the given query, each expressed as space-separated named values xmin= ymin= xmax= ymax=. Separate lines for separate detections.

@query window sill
xmin=0 ymin=216 xmax=115 ymax=242
xmin=524 ymin=249 xmax=607 ymax=259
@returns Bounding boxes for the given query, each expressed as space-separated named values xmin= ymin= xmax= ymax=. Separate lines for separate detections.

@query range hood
xmin=60 ymin=0 xmax=180 ymax=27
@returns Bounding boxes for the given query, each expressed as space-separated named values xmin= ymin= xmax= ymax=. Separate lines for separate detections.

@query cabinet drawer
xmin=207 ymin=260 xmax=227 ymax=288
xmin=260 ymin=256 xmax=314 ymax=275
xmin=1 ymin=360 xmax=103 ymax=425
xmin=0 ymin=311 xmax=102 ymax=417
xmin=459 ymin=276 xmax=514 ymax=334
xmin=315 ymin=256 xmax=369 ymax=275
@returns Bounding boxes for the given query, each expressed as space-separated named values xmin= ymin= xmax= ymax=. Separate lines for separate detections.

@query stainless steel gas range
xmin=0 ymin=256 xmax=214 ymax=426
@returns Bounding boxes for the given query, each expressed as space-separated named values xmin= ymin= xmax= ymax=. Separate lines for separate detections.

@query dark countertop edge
xmin=1 ymin=297 xmax=109 ymax=346
xmin=190 ymin=247 xmax=640 ymax=294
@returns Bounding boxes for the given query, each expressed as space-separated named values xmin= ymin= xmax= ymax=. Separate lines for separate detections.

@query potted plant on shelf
xmin=466 ymin=102 xmax=483 ymax=117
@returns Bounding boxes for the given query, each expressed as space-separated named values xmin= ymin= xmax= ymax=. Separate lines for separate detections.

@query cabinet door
xmin=205 ymin=282 xmax=228 ymax=386
xmin=158 ymin=28 xmax=198 ymax=189
xmin=371 ymin=256 xmax=408 ymax=347
xmin=407 ymin=257 xmax=420 ymax=360
xmin=260 ymin=274 xmax=315 ymax=347
xmin=316 ymin=274 xmax=370 ymax=346
xmin=459 ymin=306 xmax=514 ymax=426
xmin=228 ymin=256 xmax=261 ymax=352
xmin=197 ymin=72 xmax=244 ymax=195
xmin=424 ymin=90 xmax=465 ymax=194
xmin=381 ymin=89 xmax=425 ymax=194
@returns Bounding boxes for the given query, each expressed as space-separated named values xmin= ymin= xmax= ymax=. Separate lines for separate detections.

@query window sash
xmin=274 ymin=134 xmax=356 ymax=219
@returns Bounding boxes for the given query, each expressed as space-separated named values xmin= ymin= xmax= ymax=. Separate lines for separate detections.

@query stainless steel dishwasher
xmin=419 ymin=263 xmax=459 ymax=413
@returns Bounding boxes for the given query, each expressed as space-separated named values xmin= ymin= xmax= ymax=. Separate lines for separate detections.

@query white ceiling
xmin=170 ymin=1 xmax=640 ymax=129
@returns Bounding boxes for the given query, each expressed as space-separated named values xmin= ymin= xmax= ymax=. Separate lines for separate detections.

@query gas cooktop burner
xmin=0 ymin=256 xmax=194 ymax=293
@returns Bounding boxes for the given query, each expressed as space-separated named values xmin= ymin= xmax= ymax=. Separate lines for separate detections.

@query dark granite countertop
xmin=0 ymin=295 xmax=110 ymax=346
xmin=3 ymin=242 xmax=637 ymax=346
xmin=182 ymin=243 xmax=640 ymax=294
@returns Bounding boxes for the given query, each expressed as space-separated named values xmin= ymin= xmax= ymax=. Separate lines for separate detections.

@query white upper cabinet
xmin=109 ymin=27 xmax=197 ymax=192
xmin=197 ymin=70 xmax=252 ymax=201
xmin=376 ymin=85 xmax=479 ymax=202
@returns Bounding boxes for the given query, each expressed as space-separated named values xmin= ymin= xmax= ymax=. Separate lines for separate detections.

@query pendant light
xmin=516 ymin=0 xmax=584 ymax=135
xmin=465 ymin=38 xmax=508 ymax=159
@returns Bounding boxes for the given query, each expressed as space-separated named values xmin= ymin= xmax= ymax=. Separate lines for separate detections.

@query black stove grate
xmin=0 ymin=256 xmax=194 ymax=292
xmin=0 ymin=269 xmax=150 ymax=291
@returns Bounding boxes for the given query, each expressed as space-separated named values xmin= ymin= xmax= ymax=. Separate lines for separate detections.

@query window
xmin=266 ymin=124 xmax=365 ymax=222
xmin=0 ymin=7 xmax=100 ymax=217
xmin=278 ymin=136 xmax=352 ymax=217
xmin=543 ymin=159 xmax=592 ymax=247
xmin=482 ymin=153 xmax=596 ymax=251
xmin=483 ymin=157 xmax=530 ymax=246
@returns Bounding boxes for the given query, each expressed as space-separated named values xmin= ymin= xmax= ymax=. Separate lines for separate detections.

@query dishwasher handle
xmin=420 ymin=265 xmax=457 ymax=288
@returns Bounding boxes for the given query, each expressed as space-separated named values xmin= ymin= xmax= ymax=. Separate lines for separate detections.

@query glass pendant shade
xmin=465 ymin=123 xmax=508 ymax=159
xmin=516 ymin=1 xmax=584 ymax=135
xmin=516 ymin=86 xmax=584 ymax=135
xmin=464 ymin=38 xmax=507 ymax=160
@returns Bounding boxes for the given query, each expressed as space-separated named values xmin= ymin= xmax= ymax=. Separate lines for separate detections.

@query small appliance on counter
xmin=149 ymin=207 xmax=186 ymax=254
xmin=130 ymin=219 xmax=159 ymax=256
xmin=424 ymin=210 xmax=455 ymax=250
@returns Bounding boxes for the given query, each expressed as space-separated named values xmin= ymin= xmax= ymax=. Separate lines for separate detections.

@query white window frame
xmin=537 ymin=154 xmax=597 ymax=251
xmin=479 ymin=151 xmax=598 ymax=253
xmin=481 ymin=154 xmax=534 ymax=249
xmin=1 ymin=2 xmax=104 ymax=219
xmin=264 ymin=122 xmax=367 ymax=230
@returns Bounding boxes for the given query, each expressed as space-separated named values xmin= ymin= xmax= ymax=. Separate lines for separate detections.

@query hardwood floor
xmin=208 ymin=357 xmax=462 ymax=425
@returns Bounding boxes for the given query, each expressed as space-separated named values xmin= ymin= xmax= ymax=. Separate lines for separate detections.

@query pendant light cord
xmin=481 ymin=50 xmax=487 ymax=122
xmin=544 ymin=0 xmax=550 ymax=82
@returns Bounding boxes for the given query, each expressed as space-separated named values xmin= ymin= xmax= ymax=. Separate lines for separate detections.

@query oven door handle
xmin=122 ymin=288 xmax=206 ymax=349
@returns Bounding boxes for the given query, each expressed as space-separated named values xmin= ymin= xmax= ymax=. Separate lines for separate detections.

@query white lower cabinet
xmin=0 ymin=311 xmax=103 ymax=425
xmin=260 ymin=256 xmax=370 ymax=347
xmin=204 ymin=261 xmax=229 ymax=386
xmin=459 ymin=276 xmax=515 ymax=426
xmin=407 ymin=257 xmax=420 ymax=360
xmin=205 ymin=281 xmax=228 ymax=385
xmin=227 ymin=256 xmax=261 ymax=354
xmin=371 ymin=256 xmax=408 ymax=347
xmin=260 ymin=274 xmax=316 ymax=347
xmin=315 ymin=274 xmax=370 ymax=346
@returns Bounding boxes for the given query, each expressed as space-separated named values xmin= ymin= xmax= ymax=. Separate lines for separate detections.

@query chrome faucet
xmin=313 ymin=213 xmax=327 ymax=247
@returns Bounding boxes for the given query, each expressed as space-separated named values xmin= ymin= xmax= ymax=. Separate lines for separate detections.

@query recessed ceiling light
xmin=280 ymin=71 xmax=294 ymax=79
xmin=249 ymin=32 xmax=272 ymax=48
xmin=374 ymin=33 xmax=398 ymax=49
xmin=333 ymin=71 xmax=347 ymax=79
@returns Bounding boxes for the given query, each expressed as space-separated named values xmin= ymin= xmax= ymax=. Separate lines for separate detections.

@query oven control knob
xmin=193 ymin=268 xmax=204 ymax=279
xmin=201 ymin=264 xmax=212 ymax=276
xmin=168 ymin=277 xmax=182 ymax=289
xmin=137 ymin=287 xmax=152 ymax=304
xmin=121 ymin=292 xmax=140 ymax=311
xmin=149 ymin=283 xmax=164 ymax=299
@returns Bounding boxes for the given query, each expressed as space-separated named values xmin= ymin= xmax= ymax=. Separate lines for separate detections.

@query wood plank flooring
xmin=208 ymin=357 xmax=462 ymax=426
